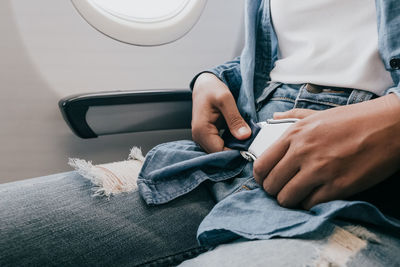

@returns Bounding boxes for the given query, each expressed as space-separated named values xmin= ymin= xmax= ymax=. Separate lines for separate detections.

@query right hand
xmin=191 ymin=73 xmax=251 ymax=153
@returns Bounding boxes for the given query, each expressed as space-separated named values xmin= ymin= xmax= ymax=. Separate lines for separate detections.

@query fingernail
xmin=238 ymin=126 xmax=250 ymax=136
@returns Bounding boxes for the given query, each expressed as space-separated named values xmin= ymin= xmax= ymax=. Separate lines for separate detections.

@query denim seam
xmin=151 ymin=183 xmax=204 ymax=204
xmin=148 ymin=142 xmax=202 ymax=152
xmin=236 ymin=185 xmax=251 ymax=193
xmin=296 ymin=98 xmax=343 ymax=107
xmin=200 ymin=220 xmax=309 ymax=243
xmin=293 ymin=84 xmax=308 ymax=108
xmin=152 ymin=144 xmax=202 ymax=152
xmin=135 ymin=246 xmax=209 ymax=267
xmin=269 ymin=97 xmax=296 ymax=103
xmin=256 ymin=82 xmax=283 ymax=103
xmin=138 ymin=184 xmax=197 ymax=205
xmin=233 ymin=177 xmax=257 ymax=194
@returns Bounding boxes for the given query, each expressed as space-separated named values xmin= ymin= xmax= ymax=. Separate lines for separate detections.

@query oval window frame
xmin=71 ymin=0 xmax=208 ymax=46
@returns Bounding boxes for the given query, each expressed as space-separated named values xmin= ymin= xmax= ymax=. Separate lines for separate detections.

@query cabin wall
xmin=0 ymin=0 xmax=244 ymax=183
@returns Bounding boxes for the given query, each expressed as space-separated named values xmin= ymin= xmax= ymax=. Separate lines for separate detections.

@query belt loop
xmin=293 ymin=84 xmax=308 ymax=108
xmin=347 ymin=90 xmax=374 ymax=105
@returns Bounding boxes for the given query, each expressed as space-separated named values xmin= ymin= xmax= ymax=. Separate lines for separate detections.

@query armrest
xmin=59 ymin=89 xmax=192 ymax=139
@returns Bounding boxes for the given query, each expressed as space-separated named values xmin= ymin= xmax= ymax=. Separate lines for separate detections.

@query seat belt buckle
xmin=240 ymin=119 xmax=299 ymax=161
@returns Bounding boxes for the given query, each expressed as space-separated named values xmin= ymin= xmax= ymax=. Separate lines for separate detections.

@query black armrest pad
xmin=59 ymin=89 xmax=192 ymax=139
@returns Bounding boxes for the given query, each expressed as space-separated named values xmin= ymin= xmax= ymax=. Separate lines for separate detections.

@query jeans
xmin=2 ymin=172 xmax=400 ymax=266
xmin=181 ymin=222 xmax=400 ymax=267
xmin=0 ymin=172 xmax=214 ymax=266
xmin=2 ymin=83 xmax=400 ymax=266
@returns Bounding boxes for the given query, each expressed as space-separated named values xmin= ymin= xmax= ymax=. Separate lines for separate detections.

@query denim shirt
xmin=138 ymin=0 xmax=400 ymax=246
xmin=190 ymin=0 xmax=400 ymax=120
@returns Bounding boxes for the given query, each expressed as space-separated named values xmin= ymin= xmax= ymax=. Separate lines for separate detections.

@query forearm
xmin=357 ymin=93 xmax=400 ymax=158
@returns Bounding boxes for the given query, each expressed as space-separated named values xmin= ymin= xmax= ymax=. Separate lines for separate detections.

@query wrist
xmin=194 ymin=72 xmax=219 ymax=86
xmin=193 ymin=73 xmax=213 ymax=94
xmin=384 ymin=93 xmax=400 ymax=115
xmin=370 ymin=94 xmax=400 ymax=159
xmin=193 ymin=73 xmax=229 ymax=97
xmin=384 ymin=94 xmax=400 ymax=151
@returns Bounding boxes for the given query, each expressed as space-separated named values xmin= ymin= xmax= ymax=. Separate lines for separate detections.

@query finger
xmin=273 ymin=109 xmax=318 ymax=120
xmin=200 ymin=134 xmax=225 ymax=153
xmin=192 ymin=96 xmax=225 ymax=153
xmin=192 ymin=121 xmax=225 ymax=153
xmin=301 ymin=185 xmax=334 ymax=210
xmin=276 ymin=169 xmax=323 ymax=208
xmin=216 ymin=92 xmax=251 ymax=140
xmin=262 ymin=148 xmax=300 ymax=196
xmin=253 ymin=137 xmax=290 ymax=185
xmin=301 ymin=182 xmax=346 ymax=210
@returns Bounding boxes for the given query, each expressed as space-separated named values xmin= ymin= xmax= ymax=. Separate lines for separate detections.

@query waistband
xmin=303 ymin=83 xmax=376 ymax=104
xmin=256 ymin=82 xmax=377 ymax=110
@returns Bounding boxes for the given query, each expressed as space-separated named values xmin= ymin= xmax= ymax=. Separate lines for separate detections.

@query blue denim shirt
xmin=190 ymin=0 xmax=400 ymax=118
xmin=138 ymin=0 xmax=400 ymax=246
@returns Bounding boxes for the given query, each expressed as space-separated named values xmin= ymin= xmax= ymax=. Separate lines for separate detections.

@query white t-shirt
xmin=269 ymin=0 xmax=393 ymax=96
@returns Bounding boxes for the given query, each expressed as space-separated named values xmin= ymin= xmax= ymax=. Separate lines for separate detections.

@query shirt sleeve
xmin=385 ymin=83 xmax=400 ymax=99
xmin=189 ymin=56 xmax=242 ymax=99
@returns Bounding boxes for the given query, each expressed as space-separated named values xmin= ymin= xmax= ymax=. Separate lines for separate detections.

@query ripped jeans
xmin=1 ymin=83 xmax=400 ymax=266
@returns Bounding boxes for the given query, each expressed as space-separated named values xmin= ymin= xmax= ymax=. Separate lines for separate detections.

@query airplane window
xmin=91 ymin=0 xmax=189 ymax=22
xmin=71 ymin=0 xmax=207 ymax=46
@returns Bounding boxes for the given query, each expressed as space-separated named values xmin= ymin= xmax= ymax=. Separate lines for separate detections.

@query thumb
xmin=273 ymin=108 xmax=318 ymax=120
xmin=217 ymin=94 xmax=251 ymax=140
xmin=226 ymin=113 xmax=251 ymax=140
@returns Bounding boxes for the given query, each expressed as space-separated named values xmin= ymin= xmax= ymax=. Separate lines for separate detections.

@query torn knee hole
xmin=69 ymin=147 xmax=145 ymax=197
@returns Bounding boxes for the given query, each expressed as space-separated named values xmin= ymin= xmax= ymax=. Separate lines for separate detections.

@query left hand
xmin=253 ymin=94 xmax=400 ymax=210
